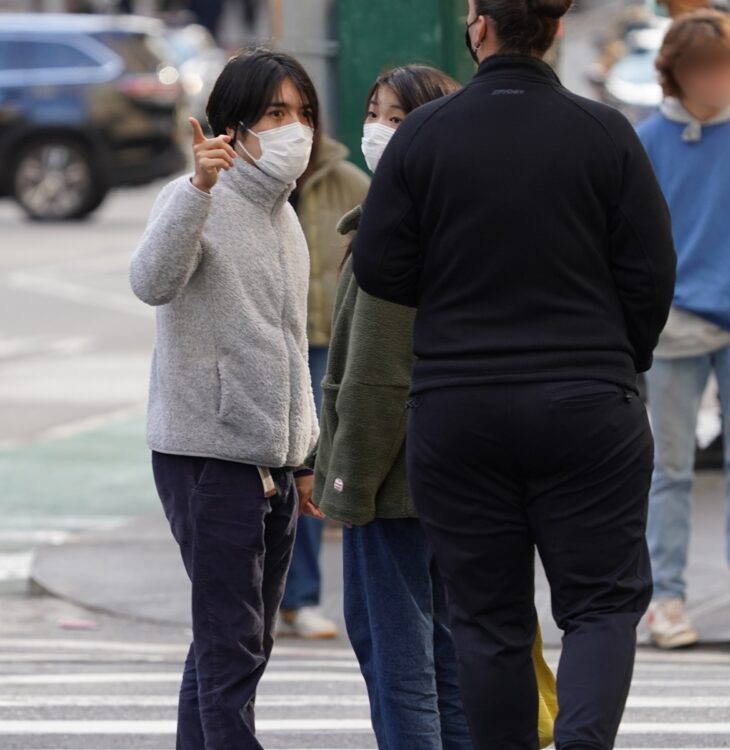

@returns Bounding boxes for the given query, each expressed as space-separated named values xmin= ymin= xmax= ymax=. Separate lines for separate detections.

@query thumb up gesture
xmin=189 ymin=117 xmax=237 ymax=194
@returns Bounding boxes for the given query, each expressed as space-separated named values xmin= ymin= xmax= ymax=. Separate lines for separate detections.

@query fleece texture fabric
xmin=130 ymin=158 xmax=318 ymax=468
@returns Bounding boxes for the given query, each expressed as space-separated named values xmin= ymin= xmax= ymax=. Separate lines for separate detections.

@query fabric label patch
xmin=334 ymin=478 xmax=344 ymax=493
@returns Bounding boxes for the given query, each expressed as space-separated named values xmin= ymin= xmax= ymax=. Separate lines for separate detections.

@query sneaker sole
xmin=651 ymin=630 xmax=700 ymax=649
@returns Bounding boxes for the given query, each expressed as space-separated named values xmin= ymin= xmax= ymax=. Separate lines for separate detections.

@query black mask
xmin=465 ymin=18 xmax=480 ymax=64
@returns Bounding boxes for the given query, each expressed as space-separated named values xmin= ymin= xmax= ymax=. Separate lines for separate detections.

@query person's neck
xmin=682 ymin=98 xmax=725 ymax=123
xmin=477 ymin=48 xmax=545 ymax=64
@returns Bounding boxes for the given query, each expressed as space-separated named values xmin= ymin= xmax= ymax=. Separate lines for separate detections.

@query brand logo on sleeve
xmin=334 ymin=478 xmax=344 ymax=493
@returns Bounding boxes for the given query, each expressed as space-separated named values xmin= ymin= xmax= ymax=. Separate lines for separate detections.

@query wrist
xmin=190 ymin=175 xmax=211 ymax=194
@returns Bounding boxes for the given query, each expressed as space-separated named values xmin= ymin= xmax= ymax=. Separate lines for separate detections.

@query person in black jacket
xmin=352 ymin=1 xmax=677 ymax=748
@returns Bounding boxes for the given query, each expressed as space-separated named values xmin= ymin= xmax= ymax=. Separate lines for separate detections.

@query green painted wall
xmin=336 ymin=0 xmax=475 ymax=169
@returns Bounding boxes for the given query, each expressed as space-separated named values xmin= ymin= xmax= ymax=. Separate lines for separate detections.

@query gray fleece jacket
xmin=129 ymin=159 xmax=318 ymax=468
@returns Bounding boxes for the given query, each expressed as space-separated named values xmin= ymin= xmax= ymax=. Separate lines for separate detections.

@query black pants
xmin=152 ymin=452 xmax=297 ymax=750
xmin=407 ymin=381 xmax=654 ymax=750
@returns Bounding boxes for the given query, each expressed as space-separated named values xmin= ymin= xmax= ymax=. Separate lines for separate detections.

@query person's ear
xmin=475 ymin=16 xmax=488 ymax=50
xmin=225 ymin=125 xmax=237 ymax=140
xmin=556 ymin=18 xmax=566 ymax=41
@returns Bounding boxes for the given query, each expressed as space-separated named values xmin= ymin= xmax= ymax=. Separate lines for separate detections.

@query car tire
xmin=12 ymin=137 xmax=108 ymax=221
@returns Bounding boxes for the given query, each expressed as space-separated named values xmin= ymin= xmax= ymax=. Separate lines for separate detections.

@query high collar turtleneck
xmin=217 ymin=156 xmax=294 ymax=209
xmin=474 ymin=54 xmax=561 ymax=85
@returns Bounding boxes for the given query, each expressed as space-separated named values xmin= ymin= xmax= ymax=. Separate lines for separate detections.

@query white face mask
xmin=361 ymin=123 xmax=395 ymax=173
xmin=240 ymin=121 xmax=314 ymax=184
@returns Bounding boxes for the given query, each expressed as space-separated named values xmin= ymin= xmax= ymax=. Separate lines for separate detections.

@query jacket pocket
xmin=313 ymin=375 xmax=341 ymax=489
xmin=547 ymin=380 xmax=624 ymax=406
xmin=215 ymin=359 xmax=229 ymax=422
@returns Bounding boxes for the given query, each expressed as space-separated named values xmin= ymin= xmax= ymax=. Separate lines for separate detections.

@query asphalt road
xmin=0 ymin=597 xmax=729 ymax=749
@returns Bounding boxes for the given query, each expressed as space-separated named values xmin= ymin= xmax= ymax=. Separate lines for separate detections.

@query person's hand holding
xmin=295 ymin=473 xmax=326 ymax=520
xmin=189 ymin=117 xmax=237 ymax=194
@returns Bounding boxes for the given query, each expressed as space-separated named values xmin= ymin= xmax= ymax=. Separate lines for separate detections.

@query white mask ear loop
xmin=236 ymin=122 xmax=260 ymax=162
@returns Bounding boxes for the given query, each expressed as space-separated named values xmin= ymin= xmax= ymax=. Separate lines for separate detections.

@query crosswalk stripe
xmin=631 ymin=678 xmax=730 ymax=687
xmin=0 ymin=695 xmax=370 ymax=708
xmin=620 ymin=722 xmax=730 ymax=733
xmin=0 ymin=694 xmax=726 ymax=709
xmin=0 ymin=638 xmax=727 ymax=746
xmin=0 ymin=718 xmax=375 ymax=734
xmin=1 ymin=719 xmax=729 ymax=735
xmin=0 ymin=638 xmax=188 ymax=653
xmin=0 ymin=671 xmax=365 ymax=685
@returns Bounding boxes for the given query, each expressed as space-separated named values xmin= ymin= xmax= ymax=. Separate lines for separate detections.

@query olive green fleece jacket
xmin=305 ymin=206 xmax=417 ymax=525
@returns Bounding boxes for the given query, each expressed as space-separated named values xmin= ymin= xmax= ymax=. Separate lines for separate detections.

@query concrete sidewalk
xmin=30 ymin=472 xmax=730 ymax=647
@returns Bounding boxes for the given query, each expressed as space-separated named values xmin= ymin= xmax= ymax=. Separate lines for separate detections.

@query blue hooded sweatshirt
xmin=637 ymin=98 xmax=730 ymax=332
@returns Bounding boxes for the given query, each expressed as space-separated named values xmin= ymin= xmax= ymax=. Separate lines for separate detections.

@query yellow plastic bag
xmin=533 ymin=622 xmax=558 ymax=748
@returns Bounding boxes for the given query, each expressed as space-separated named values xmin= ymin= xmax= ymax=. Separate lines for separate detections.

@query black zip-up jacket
xmin=352 ymin=56 xmax=676 ymax=394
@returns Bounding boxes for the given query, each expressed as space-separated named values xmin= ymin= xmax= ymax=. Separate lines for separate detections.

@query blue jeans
xmin=646 ymin=346 xmax=730 ymax=601
xmin=152 ymin=453 xmax=297 ymax=749
xmin=281 ymin=345 xmax=328 ymax=610
xmin=343 ymin=519 xmax=473 ymax=750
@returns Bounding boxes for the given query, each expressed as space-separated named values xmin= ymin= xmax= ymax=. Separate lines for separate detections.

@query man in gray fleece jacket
xmin=130 ymin=147 xmax=318 ymax=468
xmin=129 ymin=49 xmax=321 ymax=750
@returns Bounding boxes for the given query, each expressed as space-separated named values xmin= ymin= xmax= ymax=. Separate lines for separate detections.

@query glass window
xmin=23 ymin=40 xmax=100 ymax=70
xmin=0 ymin=40 xmax=29 ymax=71
xmin=93 ymin=32 xmax=163 ymax=73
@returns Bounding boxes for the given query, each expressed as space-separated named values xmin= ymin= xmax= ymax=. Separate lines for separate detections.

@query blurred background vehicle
xmin=164 ymin=23 xmax=226 ymax=125
xmin=0 ymin=13 xmax=186 ymax=221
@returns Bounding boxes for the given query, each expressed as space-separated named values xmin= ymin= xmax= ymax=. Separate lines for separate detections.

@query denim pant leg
xmin=646 ymin=356 xmax=711 ymax=600
xmin=153 ymin=453 xmax=297 ymax=750
xmin=710 ymin=344 xmax=730 ymax=567
xmin=281 ymin=345 xmax=328 ymax=611
xmin=343 ymin=519 xmax=471 ymax=750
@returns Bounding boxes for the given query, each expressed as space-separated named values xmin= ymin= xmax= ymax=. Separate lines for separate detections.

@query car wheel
xmin=12 ymin=138 xmax=107 ymax=221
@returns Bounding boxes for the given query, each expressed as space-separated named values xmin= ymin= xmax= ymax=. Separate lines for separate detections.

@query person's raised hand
xmin=189 ymin=117 xmax=237 ymax=194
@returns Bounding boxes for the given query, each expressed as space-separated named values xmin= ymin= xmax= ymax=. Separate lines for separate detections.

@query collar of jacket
xmin=218 ymin=155 xmax=293 ymax=209
xmin=473 ymin=54 xmax=561 ymax=85
xmin=660 ymin=97 xmax=730 ymax=143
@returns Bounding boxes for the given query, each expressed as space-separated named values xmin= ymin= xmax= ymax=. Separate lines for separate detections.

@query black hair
xmin=474 ymin=0 xmax=574 ymax=55
xmin=206 ymin=49 xmax=319 ymax=141
xmin=366 ymin=64 xmax=462 ymax=116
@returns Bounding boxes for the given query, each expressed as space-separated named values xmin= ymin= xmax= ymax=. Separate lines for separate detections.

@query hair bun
xmin=529 ymin=0 xmax=573 ymax=19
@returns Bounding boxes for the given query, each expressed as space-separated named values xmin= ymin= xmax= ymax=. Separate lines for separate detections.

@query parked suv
xmin=0 ymin=14 xmax=187 ymax=221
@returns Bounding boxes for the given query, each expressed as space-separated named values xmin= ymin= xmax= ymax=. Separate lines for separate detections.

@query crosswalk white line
xmin=0 ymin=638 xmax=189 ymax=654
xmin=0 ymin=694 xmax=371 ymax=708
xmin=631 ymin=678 xmax=730 ymax=687
xmin=626 ymin=695 xmax=730 ymax=708
xmin=0 ymin=671 xmax=365 ymax=685
xmin=620 ymin=722 xmax=730 ymax=733
xmin=4 ymin=671 xmax=729 ymax=687
xmin=0 ymin=693 xmax=726 ymax=710
xmin=0 ymin=718 xmax=375 ymax=734
xmin=2 ymin=719 xmax=729 ymax=736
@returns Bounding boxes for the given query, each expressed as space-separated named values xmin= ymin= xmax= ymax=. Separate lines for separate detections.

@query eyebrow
xmin=268 ymin=100 xmax=313 ymax=110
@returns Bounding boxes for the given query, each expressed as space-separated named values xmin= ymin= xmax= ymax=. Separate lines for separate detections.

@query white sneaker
xmin=277 ymin=607 xmax=338 ymax=640
xmin=648 ymin=598 xmax=699 ymax=649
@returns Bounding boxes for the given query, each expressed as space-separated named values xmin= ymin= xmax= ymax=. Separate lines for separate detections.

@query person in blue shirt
xmin=637 ymin=9 xmax=730 ymax=649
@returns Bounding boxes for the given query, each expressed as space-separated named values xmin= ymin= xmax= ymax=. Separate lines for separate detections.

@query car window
xmin=93 ymin=32 xmax=163 ymax=73
xmin=24 ymin=41 xmax=101 ymax=69
xmin=0 ymin=40 xmax=29 ymax=71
